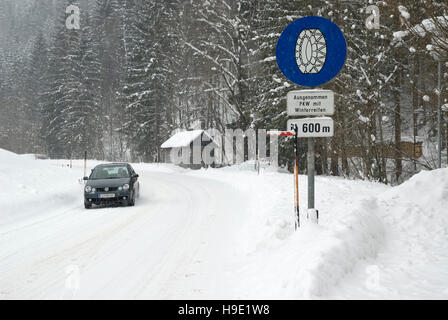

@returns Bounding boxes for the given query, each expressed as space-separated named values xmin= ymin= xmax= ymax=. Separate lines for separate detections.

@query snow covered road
xmin=0 ymin=162 xmax=248 ymax=299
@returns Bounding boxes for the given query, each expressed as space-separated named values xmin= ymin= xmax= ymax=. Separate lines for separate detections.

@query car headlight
xmin=123 ymin=184 xmax=130 ymax=190
xmin=85 ymin=186 xmax=92 ymax=193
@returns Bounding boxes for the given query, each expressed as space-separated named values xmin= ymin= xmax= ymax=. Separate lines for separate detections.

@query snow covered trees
xmin=93 ymin=0 xmax=128 ymax=160
xmin=393 ymin=0 xmax=448 ymax=176
xmin=41 ymin=1 xmax=103 ymax=159
xmin=1 ymin=0 xmax=447 ymax=183
xmin=120 ymin=0 xmax=177 ymax=162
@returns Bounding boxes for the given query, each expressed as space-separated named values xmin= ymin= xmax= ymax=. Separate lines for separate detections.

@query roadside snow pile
xmin=188 ymin=164 xmax=389 ymax=298
xmin=377 ymin=168 xmax=448 ymax=260
xmin=245 ymin=168 xmax=448 ymax=299
xmin=231 ymin=196 xmax=386 ymax=299
xmin=202 ymin=165 xmax=448 ymax=299
xmin=0 ymin=149 xmax=82 ymax=226
xmin=374 ymin=168 xmax=448 ymax=298
xmin=384 ymin=168 xmax=448 ymax=215
xmin=325 ymin=168 xmax=448 ymax=299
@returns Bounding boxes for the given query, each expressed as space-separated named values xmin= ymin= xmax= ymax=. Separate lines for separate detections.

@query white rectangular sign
xmin=287 ymin=90 xmax=334 ymax=116
xmin=287 ymin=117 xmax=334 ymax=137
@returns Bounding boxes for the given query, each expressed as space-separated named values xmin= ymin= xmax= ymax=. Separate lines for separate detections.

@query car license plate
xmin=99 ymin=193 xmax=115 ymax=199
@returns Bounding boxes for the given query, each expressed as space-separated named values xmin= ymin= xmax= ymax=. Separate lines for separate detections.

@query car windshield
xmin=90 ymin=166 xmax=130 ymax=180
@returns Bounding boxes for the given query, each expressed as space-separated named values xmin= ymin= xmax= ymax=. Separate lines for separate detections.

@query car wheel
xmin=84 ymin=202 xmax=92 ymax=209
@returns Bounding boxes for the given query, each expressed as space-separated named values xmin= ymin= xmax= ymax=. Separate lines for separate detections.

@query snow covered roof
xmin=161 ymin=130 xmax=219 ymax=148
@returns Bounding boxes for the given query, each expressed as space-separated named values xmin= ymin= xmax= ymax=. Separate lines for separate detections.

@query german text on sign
xmin=287 ymin=90 xmax=334 ymax=116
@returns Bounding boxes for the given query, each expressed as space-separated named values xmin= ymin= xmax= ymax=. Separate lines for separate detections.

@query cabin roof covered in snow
xmin=161 ymin=130 xmax=218 ymax=148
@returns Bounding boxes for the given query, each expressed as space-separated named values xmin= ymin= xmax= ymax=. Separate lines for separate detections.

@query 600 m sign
xmin=287 ymin=117 xmax=334 ymax=138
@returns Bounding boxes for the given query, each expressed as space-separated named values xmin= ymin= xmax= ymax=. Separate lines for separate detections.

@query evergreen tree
xmin=42 ymin=1 xmax=103 ymax=159
xmin=121 ymin=0 xmax=176 ymax=161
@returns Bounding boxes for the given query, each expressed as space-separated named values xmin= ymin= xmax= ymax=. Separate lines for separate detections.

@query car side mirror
xmin=83 ymin=176 xmax=89 ymax=181
xmin=133 ymin=174 xmax=139 ymax=179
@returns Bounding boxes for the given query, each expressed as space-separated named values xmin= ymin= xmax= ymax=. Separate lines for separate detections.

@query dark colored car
xmin=83 ymin=163 xmax=140 ymax=209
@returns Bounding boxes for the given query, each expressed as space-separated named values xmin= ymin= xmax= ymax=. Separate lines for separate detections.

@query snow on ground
xmin=326 ymin=169 xmax=448 ymax=299
xmin=186 ymin=165 xmax=389 ymax=298
xmin=0 ymin=148 xmax=448 ymax=299
xmin=0 ymin=149 xmax=81 ymax=227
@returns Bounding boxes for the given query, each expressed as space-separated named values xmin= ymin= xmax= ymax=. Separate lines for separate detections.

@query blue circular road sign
xmin=276 ymin=16 xmax=347 ymax=87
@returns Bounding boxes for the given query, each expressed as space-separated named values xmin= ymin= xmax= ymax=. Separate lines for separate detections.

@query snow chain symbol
xmin=295 ymin=29 xmax=327 ymax=74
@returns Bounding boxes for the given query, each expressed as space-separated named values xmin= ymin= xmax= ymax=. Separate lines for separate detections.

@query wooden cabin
xmin=160 ymin=130 xmax=220 ymax=169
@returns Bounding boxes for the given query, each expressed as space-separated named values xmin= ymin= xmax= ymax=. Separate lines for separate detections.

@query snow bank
xmin=326 ymin=168 xmax=448 ymax=299
xmin=379 ymin=168 xmax=448 ymax=258
xmin=187 ymin=163 xmax=389 ymax=298
xmin=386 ymin=168 xmax=448 ymax=210
xmin=0 ymin=149 xmax=82 ymax=227
xmin=230 ymin=197 xmax=385 ymax=299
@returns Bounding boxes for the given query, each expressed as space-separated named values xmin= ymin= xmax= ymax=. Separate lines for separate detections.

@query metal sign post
xmin=307 ymin=137 xmax=315 ymax=210
xmin=307 ymin=138 xmax=318 ymax=223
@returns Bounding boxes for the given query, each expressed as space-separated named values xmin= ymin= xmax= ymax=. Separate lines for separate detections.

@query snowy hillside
xmin=1 ymin=149 xmax=447 ymax=299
